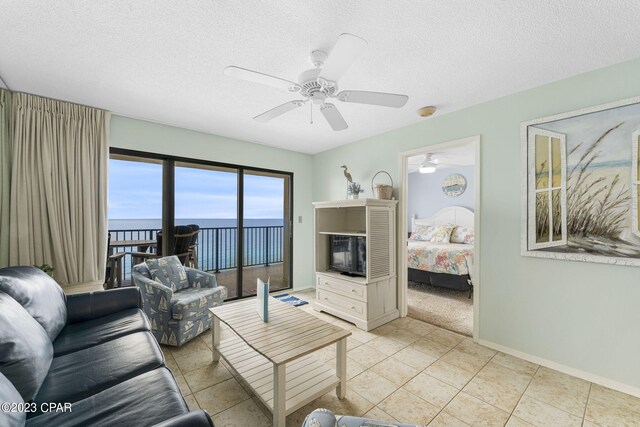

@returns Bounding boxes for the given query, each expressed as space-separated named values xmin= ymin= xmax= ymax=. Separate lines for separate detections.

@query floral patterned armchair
xmin=132 ymin=256 xmax=227 ymax=346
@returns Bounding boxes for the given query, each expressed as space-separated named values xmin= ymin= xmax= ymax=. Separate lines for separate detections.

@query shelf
xmin=217 ymin=336 xmax=340 ymax=415
xmin=318 ymin=231 xmax=366 ymax=237
xmin=317 ymin=270 xmax=367 ymax=284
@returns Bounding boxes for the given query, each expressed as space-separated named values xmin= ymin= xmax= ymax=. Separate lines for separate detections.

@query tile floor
xmin=160 ymin=290 xmax=640 ymax=427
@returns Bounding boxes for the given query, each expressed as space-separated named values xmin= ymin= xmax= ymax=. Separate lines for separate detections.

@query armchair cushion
xmin=147 ymin=256 xmax=189 ymax=291
xmin=0 ymin=266 xmax=67 ymax=340
xmin=0 ymin=292 xmax=53 ymax=402
xmin=171 ymin=287 xmax=226 ymax=320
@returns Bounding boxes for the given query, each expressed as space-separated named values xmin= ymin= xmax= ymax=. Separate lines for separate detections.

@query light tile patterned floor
xmin=160 ymin=290 xmax=640 ymax=427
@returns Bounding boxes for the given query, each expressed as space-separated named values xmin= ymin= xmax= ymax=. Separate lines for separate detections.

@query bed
xmin=407 ymin=206 xmax=474 ymax=293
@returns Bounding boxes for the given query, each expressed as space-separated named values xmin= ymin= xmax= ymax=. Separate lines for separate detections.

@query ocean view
xmin=109 ymin=218 xmax=284 ymax=230
xmin=109 ymin=218 xmax=285 ymax=276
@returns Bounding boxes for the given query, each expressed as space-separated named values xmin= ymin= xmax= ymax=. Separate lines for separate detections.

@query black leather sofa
xmin=0 ymin=266 xmax=214 ymax=427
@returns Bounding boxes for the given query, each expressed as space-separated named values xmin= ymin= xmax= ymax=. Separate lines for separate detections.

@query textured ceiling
xmin=1 ymin=1 xmax=640 ymax=154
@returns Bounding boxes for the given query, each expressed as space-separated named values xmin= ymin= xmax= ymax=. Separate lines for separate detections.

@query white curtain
xmin=9 ymin=93 xmax=109 ymax=284
xmin=0 ymin=89 xmax=11 ymax=267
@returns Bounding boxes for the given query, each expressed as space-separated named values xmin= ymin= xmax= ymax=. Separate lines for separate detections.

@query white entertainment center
xmin=313 ymin=198 xmax=398 ymax=331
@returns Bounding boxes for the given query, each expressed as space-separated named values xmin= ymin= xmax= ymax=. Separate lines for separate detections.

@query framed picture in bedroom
xmin=521 ymin=95 xmax=640 ymax=266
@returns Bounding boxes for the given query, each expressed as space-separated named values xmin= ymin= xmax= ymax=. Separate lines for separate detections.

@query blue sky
xmin=108 ymin=159 xmax=285 ymax=219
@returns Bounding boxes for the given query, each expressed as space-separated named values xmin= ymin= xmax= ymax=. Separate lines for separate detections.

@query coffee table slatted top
xmin=210 ymin=297 xmax=351 ymax=366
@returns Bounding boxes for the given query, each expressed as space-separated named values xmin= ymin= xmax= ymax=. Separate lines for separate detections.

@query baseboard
xmin=477 ymin=338 xmax=640 ymax=399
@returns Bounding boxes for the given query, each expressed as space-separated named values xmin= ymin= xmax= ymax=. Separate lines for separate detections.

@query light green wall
xmin=109 ymin=115 xmax=315 ymax=290
xmin=312 ymin=57 xmax=640 ymax=389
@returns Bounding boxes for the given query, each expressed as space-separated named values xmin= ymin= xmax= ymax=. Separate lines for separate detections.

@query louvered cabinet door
xmin=366 ymin=206 xmax=394 ymax=280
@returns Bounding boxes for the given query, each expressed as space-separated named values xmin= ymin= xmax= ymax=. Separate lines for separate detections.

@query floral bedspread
xmin=407 ymin=241 xmax=474 ymax=275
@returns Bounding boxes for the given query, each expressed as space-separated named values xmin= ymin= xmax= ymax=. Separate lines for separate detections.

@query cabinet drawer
xmin=316 ymin=289 xmax=366 ymax=320
xmin=317 ymin=275 xmax=367 ymax=302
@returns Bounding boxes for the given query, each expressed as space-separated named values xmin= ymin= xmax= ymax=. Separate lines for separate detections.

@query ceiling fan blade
xmin=224 ymin=66 xmax=300 ymax=92
xmin=320 ymin=103 xmax=348 ymax=131
xmin=254 ymin=100 xmax=305 ymax=122
xmin=318 ymin=33 xmax=367 ymax=83
xmin=337 ymin=90 xmax=408 ymax=108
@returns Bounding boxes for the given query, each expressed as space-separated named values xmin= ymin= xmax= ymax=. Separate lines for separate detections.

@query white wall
xmin=407 ymin=166 xmax=475 ymax=230
xmin=312 ymin=57 xmax=640 ymax=391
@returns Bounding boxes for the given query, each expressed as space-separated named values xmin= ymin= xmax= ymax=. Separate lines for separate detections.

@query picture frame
xmin=521 ymin=95 xmax=640 ymax=266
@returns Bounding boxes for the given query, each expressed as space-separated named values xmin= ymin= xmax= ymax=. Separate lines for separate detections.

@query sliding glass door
xmin=175 ymin=162 xmax=240 ymax=297
xmin=107 ymin=150 xmax=293 ymax=299
xmin=242 ymin=170 xmax=292 ymax=296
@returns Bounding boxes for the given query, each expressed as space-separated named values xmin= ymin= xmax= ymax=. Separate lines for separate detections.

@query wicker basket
xmin=371 ymin=170 xmax=394 ymax=200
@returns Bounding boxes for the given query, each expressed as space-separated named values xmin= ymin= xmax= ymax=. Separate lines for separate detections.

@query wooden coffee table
xmin=210 ymin=297 xmax=351 ymax=427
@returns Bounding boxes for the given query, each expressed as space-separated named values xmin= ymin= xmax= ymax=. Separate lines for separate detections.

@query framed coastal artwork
xmin=521 ymin=96 xmax=640 ymax=266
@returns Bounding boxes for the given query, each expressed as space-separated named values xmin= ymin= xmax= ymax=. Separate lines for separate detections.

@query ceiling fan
xmin=224 ymin=33 xmax=409 ymax=131
xmin=410 ymin=153 xmax=456 ymax=173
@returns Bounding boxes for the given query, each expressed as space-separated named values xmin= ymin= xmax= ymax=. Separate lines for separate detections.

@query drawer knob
xmin=350 ymin=289 xmax=356 ymax=293
xmin=323 ymin=297 xmax=328 ymax=301
xmin=350 ymin=305 xmax=355 ymax=309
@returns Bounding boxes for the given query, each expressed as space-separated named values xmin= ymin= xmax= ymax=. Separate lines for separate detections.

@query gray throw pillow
xmin=0 ymin=292 xmax=53 ymax=401
xmin=0 ymin=372 xmax=26 ymax=427
xmin=0 ymin=266 xmax=67 ymax=341
xmin=146 ymin=256 xmax=189 ymax=291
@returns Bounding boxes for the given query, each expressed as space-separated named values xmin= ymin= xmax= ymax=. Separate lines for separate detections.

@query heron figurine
xmin=341 ymin=165 xmax=353 ymax=183
xmin=341 ymin=165 xmax=353 ymax=198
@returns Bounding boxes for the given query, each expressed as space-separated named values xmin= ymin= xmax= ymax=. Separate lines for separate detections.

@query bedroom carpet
xmin=407 ymin=281 xmax=473 ymax=337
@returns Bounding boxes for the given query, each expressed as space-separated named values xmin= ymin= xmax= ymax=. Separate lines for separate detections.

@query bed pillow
xmin=410 ymin=224 xmax=434 ymax=241
xmin=451 ymin=226 xmax=474 ymax=244
xmin=429 ymin=224 xmax=455 ymax=243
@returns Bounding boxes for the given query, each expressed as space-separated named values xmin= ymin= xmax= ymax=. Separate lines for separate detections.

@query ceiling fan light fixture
xmin=419 ymin=165 xmax=436 ymax=174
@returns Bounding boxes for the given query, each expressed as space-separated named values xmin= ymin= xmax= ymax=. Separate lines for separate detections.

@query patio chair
xmin=186 ymin=224 xmax=200 ymax=268
xmin=132 ymin=255 xmax=228 ymax=346
xmin=105 ymin=232 xmax=125 ymax=289
xmin=131 ymin=226 xmax=196 ymax=266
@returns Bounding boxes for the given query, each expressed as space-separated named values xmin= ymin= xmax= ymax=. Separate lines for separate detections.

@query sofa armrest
xmin=151 ymin=410 xmax=214 ymax=427
xmin=66 ymin=287 xmax=142 ymax=324
xmin=185 ymin=267 xmax=218 ymax=289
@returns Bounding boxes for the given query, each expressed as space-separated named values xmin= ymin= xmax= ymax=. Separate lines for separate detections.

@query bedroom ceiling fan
xmin=224 ymin=33 xmax=409 ymax=131
xmin=411 ymin=154 xmax=457 ymax=173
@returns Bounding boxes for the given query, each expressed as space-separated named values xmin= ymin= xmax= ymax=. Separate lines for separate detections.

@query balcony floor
xmin=215 ymin=263 xmax=288 ymax=299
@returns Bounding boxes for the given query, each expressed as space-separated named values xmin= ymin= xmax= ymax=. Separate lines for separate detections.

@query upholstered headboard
xmin=412 ymin=206 xmax=474 ymax=230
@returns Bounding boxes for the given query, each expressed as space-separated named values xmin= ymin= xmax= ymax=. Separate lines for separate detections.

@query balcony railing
xmin=109 ymin=226 xmax=284 ymax=280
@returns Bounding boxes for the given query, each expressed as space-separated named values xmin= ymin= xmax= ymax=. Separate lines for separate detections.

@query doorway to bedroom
xmin=400 ymin=137 xmax=479 ymax=338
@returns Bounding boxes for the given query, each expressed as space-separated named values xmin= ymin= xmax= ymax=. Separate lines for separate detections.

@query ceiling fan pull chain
xmin=310 ymin=102 xmax=313 ymax=124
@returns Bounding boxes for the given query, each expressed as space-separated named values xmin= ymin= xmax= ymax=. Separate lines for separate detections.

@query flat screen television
xmin=329 ymin=235 xmax=366 ymax=277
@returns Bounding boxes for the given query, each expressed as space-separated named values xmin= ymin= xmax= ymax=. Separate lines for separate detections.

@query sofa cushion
xmin=0 ymin=372 xmax=26 ymax=427
xmin=147 ymin=256 xmax=189 ymax=292
xmin=33 ymin=331 xmax=164 ymax=412
xmin=53 ymin=308 xmax=150 ymax=356
xmin=171 ymin=287 xmax=225 ymax=320
xmin=0 ymin=266 xmax=67 ymax=340
xmin=26 ymin=368 xmax=188 ymax=427
xmin=0 ymin=292 xmax=53 ymax=402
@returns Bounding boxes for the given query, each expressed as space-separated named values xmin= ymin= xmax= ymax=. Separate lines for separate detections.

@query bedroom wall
xmin=407 ymin=165 xmax=475 ymax=230
xmin=109 ymin=115 xmax=315 ymax=290
xmin=312 ymin=56 xmax=640 ymax=392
